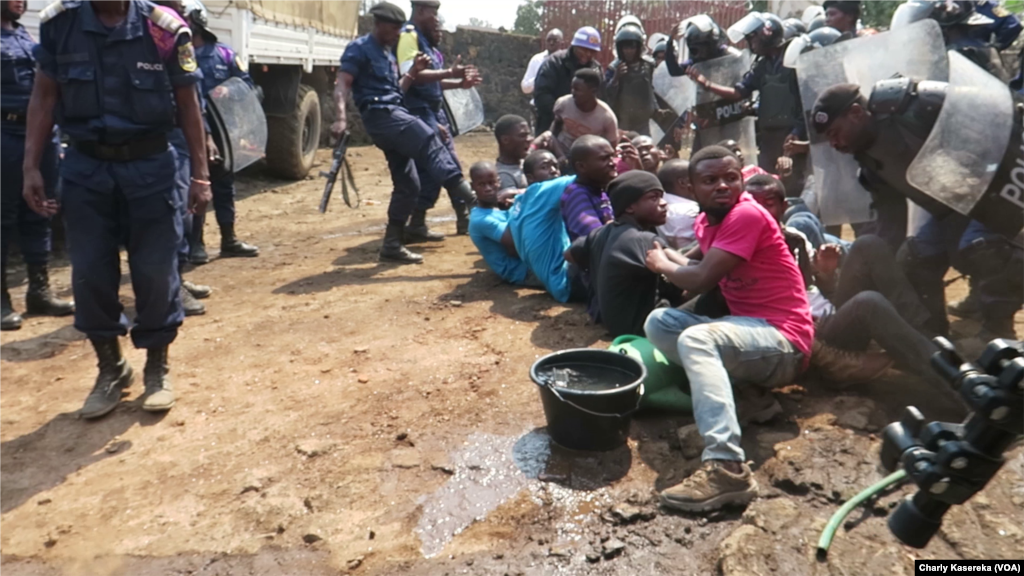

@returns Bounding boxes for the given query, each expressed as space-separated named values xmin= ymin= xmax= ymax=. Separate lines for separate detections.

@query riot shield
xmin=443 ymin=87 xmax=484 ymax=137
xmin=206 ymin=77 xmax=268 ymax=173
xmin=652 ymin=60 xmax=696 ymax=118
xmin=791 ymin=20 xmax=947 ymax=225
xmin=691 ymin=51 xmax=757 ymax=166
xmin=906 ymin=50 xmax=1022 ymax=237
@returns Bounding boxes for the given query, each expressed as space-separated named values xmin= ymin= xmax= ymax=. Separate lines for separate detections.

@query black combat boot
xmin=1 ymin=265 xmax=22 ymax=331
xmin=219 ymin=222 xmax=259 ymax=257
xmin=380 ymin=222 xmax=424 ymax=264
xmin=405 ymin=209 xmax=445 ymax=243
xmin=189 ymin=213 xmax=209 ymax=265
xmin=81 ymin=338 xmax=134 ymax=419
xmin=180 ymin=284 xmax=206 ymax=316
xmin=142 ymin=346 xmax=175 ymax=412
xmin=454 ymin=202 xmax=470 ymax=236
xmin=25 ymin=263 xmax=74 ymax=316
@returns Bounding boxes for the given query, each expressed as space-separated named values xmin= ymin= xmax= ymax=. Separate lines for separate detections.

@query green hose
xmin=817 ymin=469 xmax=908 ymax=559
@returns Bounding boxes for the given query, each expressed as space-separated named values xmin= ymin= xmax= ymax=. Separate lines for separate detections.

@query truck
xmin=21 ymin=0 xmax=360 ymax=180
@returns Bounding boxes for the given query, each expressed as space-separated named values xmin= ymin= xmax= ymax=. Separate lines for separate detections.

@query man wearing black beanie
xmin=564 ymin=171 xmax=680 ymax=337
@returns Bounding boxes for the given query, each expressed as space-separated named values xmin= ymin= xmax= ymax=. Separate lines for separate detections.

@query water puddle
xmin=415 ymin=429 xmax=631 ymax=557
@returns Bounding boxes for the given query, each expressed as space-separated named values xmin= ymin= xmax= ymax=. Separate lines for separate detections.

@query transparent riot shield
xmin=907 ymin=50 xmax=1014 ymax=217
xmin=691 ymin=51 xmax=757 ymax=166
xmin=206 ymin=77 xmax=268 ymax=173
xmin=792 ymin=20 xmax=947 ymax=225
xmin=443 ymin=87 xmax=484 ymax=137
xmin=652 ymin=60 xmax=696 ymax=118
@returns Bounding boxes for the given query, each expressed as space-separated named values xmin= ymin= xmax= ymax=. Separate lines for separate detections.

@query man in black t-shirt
xmin=565 ymin=171 xmax=679 ymax=337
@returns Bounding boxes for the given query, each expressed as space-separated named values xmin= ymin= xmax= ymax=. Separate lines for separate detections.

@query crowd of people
xmin=2 ymin=0 xmax=1023 ymax=517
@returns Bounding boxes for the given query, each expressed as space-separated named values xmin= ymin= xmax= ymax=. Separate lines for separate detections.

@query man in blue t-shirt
xmin=467 ymin=161 xmax=538 ymax=286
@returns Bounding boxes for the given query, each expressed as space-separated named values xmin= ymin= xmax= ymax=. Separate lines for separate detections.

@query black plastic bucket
xmin=530 ymin=348 xmax=646 ymax=451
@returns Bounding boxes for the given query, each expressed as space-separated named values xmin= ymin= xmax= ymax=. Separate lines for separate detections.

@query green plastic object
xmin=608 ymin=334 xmax=692 ymax=412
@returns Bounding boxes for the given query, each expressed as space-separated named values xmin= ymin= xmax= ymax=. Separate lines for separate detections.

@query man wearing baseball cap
xmin=532 ymin=25 xmax=604 ymax=136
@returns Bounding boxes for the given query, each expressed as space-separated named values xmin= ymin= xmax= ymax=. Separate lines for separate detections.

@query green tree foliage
xmin=514 ymin=1 xmax=544 ymax=37
xmin=860 ymin=1 xmax=903 ymax=29
xmin=468 ymin=17 xmax=493 ymax=29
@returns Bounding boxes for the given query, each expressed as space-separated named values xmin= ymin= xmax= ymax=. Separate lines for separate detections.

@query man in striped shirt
xmin=559 ymin=135 xmax=618 ymax=242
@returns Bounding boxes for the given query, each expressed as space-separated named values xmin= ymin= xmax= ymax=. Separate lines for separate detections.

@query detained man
xmin=565 ymin=171 xmax=681 ymax=338
xmin=643 ymin=146 xmax=814 ymax=513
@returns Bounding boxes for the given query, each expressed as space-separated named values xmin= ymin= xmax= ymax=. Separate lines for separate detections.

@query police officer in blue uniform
xmin=331 ymin=1 xmax=475 ymax=264
xmin=24 ymin=0 xmax=212 ymax=418
xmin=182 ymin=0 xmax=259 ymax=261
xmin=0 ymin=0 xmax=74 ymax=331
xmin=973 ymin=0 xmax=1022 ymax=51
xmin=397 ymin=0 xmax=481 ymax=241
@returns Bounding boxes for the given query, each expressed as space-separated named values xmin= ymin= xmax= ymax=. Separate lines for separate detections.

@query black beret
xmin=411 ymin=0 xmax=441 ymax=7
xmin=811 ymin=83 xmax=862 ymax=133
xmin=609 ymin=171 xmax=664 ymax=217
xmin=370 ymin=2 xmax=407 ymax=24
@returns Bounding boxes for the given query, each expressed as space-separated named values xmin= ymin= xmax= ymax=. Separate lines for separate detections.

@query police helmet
xmin=647 ymin=32 xmax=669 ymax=54
xmin=615 ymin=24 xmax=645 ymax=46
xmin=782 ymin=17 xmax=807 ymax=39
xmin=682 ymin=14 xmax=723 ymax=48
xmin=615 ymin=15 xmax=646 ymax=42
xmin=807 ymin=14 xmax=827 ymax=31
xmin=182 ymin=0 xmax=211 ymax=30
xmin=783 ymin=26 xmax=843 ymax=68
xmin=727 ymin=11 xmax=785 ymax=48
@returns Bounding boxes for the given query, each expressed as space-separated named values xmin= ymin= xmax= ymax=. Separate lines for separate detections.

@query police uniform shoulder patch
xmin=235 ymin=54 xmax=248 ymax=73
xmin=39 ymin=0 xmax=72 ymax=24
xmin=178 ymin=42 xmax=198 ymax=73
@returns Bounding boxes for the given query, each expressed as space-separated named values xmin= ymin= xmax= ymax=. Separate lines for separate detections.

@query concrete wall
xmin=339 ymin=17 xmax=536 ymax=144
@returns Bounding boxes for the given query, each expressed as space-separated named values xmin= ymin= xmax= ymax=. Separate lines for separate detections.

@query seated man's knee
xmin=679 ymin=324 xmax=717 ymax=356
xmin=849 ymin=234 xmax=888 ymax=257
xmin=846 ymin=290 xmax=890 ymax=314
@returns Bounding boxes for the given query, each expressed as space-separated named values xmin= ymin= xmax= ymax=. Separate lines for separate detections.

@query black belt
xmin=71 ymin=134 xmax=168 ymax=162
xmin=2 ymin=111 xmax=26 ymax=124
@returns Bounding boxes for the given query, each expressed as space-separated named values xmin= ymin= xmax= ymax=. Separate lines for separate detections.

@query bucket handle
xmin=545 ymin=381 xmax=645 ymax=419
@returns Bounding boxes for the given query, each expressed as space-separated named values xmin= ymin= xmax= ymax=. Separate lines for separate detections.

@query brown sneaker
xmin=659 ymin=461 xmax=758 ymax=513
xmin=811 ymin=340 xmax=892 ymax=386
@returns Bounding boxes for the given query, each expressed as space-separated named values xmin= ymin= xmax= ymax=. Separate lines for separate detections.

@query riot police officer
xmin=689 ymin=12 xmax=807 ymax=187
xmin=24 ymin=0 xmax=212 ymax=418
xmin=812 ymin=81 xmax=1023 ymax=339
xmin=604 ymin=16 xmax=660 ymax=136
xmin=331 ymin=1 xmax=475 ymax=264
xmin=396 ymin=0 xmax=480 ymax=241
xmin=1 ymin=0 xmax=73 ymax=331
xmin=181 ymin=0 xmax=259 ymax=261
xmin=894 ymin=0 xmax=1009 ymax=81
xmin=663 ymin=13 xmax=740 ymax=76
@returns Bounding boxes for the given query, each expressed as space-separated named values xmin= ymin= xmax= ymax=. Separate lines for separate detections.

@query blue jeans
xmin=644 ymin=308 xmax=804 ymax=462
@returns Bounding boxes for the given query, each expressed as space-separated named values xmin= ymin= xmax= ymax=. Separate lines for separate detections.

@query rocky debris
xmin=296 ymin=439 xmax=336 ymax=458
xmin=676 ymin=424 xmax=704 ymax=459
xmin=389 ymin=447 xmax=421 ymax=469
xmin=353 ymin=346 xmax=369 ymax=354
xmin=37 ymin=498 xmax=51 ymax=506
xmin=585 ymin=552 xmax=601 ymax=563
xmin=240 ymin=473 xmax=266 ymax=494
xmin=605 ymin=503 xmax=658 ymax=525
xmin=834 ymin=397 xmax=880 ymax=432
xmin=601 ymin=538 xmax=626 ymax=559
xmin=357 ymin=375 xmax=370 ymax=384
xmin=449 ymin=300 xmax=463 ymax=308
xmin=302 ymin=533 xmax=323 ymax=544
xmin=760 ymin=422 xmax=880 ymax=501
xmin=104 ymin=438 xmax=129 ymax=454
xmin=547 ymin=545 xmax=572 ymax=558
xmin=346 ymin=556 xmax=364 ymax=570
xmin=367 ymin=530 xmax=375 ymax=540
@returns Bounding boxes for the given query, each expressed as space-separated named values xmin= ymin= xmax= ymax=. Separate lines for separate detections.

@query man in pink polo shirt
xmin=643 ymin=145 xmax=814 ymax=514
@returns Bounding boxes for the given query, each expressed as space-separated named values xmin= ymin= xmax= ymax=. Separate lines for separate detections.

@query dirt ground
xmin=2 ymin=132 xmax=1022 ymax=576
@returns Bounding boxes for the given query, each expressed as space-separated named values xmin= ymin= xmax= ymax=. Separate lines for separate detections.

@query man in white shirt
xmin=521 ymin=28 xmax=563 ymax=95
xmin=655 ymin=159 xmax=699 ymax=249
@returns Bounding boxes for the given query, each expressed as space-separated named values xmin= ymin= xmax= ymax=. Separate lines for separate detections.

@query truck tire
xmin=266 ymin=84 xmax=320 ymax=179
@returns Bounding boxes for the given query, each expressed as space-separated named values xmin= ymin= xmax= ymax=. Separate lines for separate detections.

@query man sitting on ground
xmin=494 ymin=114 xmax=533 ymax=190
xmin=656 ymin=159 xmax=700 ymax=250
xmin=565 ymin=171 xmax=681 ymax=337
xmin=717 ymin=139 xmax=769 ymax=181
xmin=523 ymin=150 xmax=561 ymax=185
xmin=467 ymin=162 xmax=538 ymax=287
xmin=551 ymin=69 xmax=619 ymax=164
xmin=560 ymin=135 xmax=618 ymax=242
xmin=632 ymin=135 xmax=662 ymax=174
xmin=643 ymin=146 xmax=814 ymax=514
